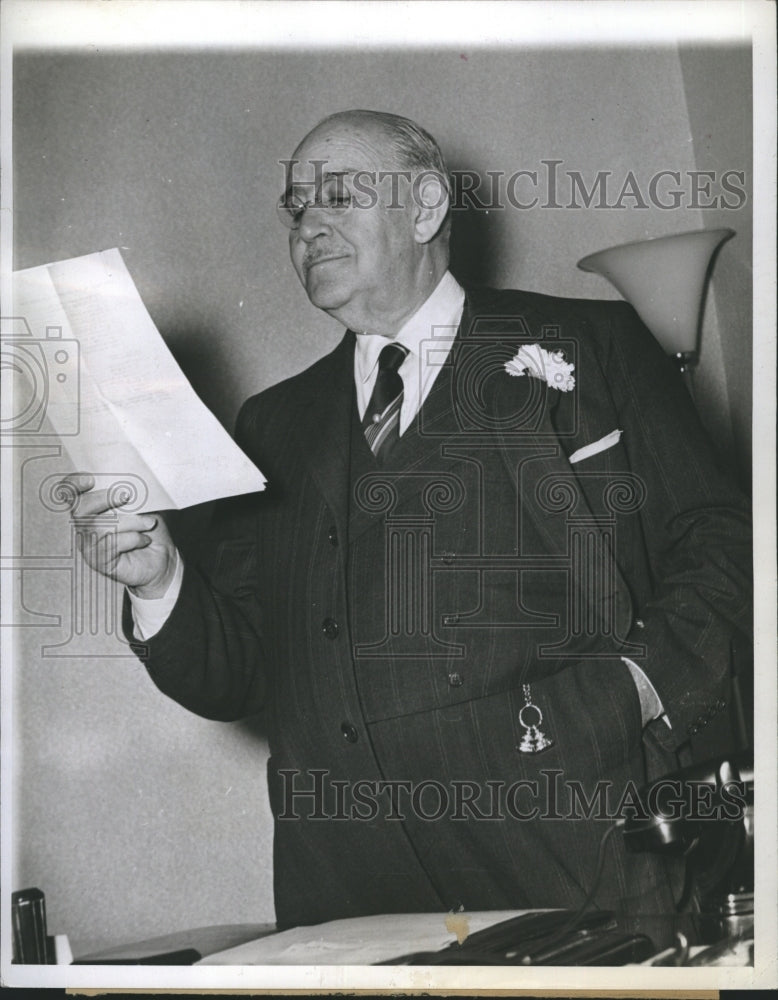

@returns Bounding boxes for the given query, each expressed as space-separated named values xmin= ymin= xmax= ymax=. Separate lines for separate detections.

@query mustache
xmin=302 ymin=245 xmax=350 ymax=270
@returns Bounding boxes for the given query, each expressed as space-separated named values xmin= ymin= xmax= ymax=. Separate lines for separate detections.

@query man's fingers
xmin=71 ymin=486 xmax=143 ymax=519
xmin=60 ymin=473 xmax=96 ymax=492
xmin=59 ymin=475 xmax=155 ymax=519
xmin=106 ymin=530 xmax=154 ymax=558
xmin=58 ymin=473 xmax=96 ymax=504
xmin=90 ymin=512 xmax=158 ymax=533
xmin=79 ymin=521 xmax=156 ymax=560
xmin=80 ymin=529 xmax=152 ymax=571
xmin=63 ymin=481 xmax=174 ymax=588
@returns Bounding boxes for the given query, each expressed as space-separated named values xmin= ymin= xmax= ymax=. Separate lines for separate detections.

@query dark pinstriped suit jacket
xmin=132 ymin=286 xmax=751 ymax=931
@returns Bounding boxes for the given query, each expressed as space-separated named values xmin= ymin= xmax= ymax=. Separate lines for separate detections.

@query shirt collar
xmin=354 ymin=271 xmax=465 ymax=383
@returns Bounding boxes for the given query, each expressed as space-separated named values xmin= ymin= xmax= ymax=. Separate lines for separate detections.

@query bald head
xmin=296 ymin=110 xmax=451 ymax=194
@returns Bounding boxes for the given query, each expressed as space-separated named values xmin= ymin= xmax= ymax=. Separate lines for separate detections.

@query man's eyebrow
xmin=283 ymin=169 xmax=363 ymax=198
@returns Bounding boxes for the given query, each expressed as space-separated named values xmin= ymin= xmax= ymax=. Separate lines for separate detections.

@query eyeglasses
xmin=277 ymin=175 xmax=353 ymax=230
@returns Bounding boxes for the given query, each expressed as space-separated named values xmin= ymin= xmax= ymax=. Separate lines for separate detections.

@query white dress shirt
xmin=129 ymin=271 xmax=666 ymax=727
xmin=354 ymin=270 xmax=465 ymax=433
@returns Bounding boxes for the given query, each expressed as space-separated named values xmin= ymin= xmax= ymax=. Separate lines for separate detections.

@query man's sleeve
xmin=123 ymin=495 xmax=267 ymax=722
xmin=599 ymin=302 xmax=751 ymax=750
xmin=123 ymin=399 xmax=270 ymax=722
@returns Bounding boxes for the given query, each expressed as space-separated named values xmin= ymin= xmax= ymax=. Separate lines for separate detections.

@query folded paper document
xmin=12 ymin=248 xmax=266 ymax=511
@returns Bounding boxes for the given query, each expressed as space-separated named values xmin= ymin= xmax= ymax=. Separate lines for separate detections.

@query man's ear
xmin=412 ymin=172 xmax=450 ymax=244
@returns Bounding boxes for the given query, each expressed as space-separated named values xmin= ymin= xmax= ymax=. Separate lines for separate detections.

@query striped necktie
xmin=362 ymin=342 xmax=409 ymax=461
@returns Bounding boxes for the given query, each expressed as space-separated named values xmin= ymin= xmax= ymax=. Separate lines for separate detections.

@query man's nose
xmin=296 ymin=205 xmax=333 ymax=242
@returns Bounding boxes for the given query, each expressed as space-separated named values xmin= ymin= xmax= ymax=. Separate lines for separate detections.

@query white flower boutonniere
xmin=504 ymin=344 xmax=575 ymax=392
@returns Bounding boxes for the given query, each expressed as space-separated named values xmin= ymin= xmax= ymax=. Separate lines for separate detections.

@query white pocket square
xmin=568 ymin=429 xmax=623 ymax=465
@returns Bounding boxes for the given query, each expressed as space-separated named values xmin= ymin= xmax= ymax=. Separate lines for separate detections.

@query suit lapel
xmin=392 ymin=287 xmax=603 ymax=532
xmin=290 ymin=329 xmax=356 ymax=536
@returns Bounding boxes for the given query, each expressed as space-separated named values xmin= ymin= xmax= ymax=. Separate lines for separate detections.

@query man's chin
xmin=304 ymin=276 xmax=351 ymax=312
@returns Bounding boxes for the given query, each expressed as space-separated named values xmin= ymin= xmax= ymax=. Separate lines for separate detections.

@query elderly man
xmin=70 ymin=110 xmax=751 ymax=933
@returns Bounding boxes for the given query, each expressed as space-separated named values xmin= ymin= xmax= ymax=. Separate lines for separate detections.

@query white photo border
xmin=1 ymin=0 xmax=775 ymax=992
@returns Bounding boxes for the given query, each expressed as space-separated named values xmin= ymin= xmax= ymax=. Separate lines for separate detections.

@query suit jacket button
xmin=634 ymin=618 xmax=645 ymax=629
xmin=328 ymin=525 xmax=338 ymax=546
xmin=688 ymin=724 xmax=698 ymax=736
xmin=448 ymin=672 xmax=464 ymax=687
xmin=322 ymin=618 xmax=340 ymax=639
xmin=341 ymin=722 xmax=359 ymax=743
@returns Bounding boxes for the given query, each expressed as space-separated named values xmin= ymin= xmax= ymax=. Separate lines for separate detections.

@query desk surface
xmin=73 ymin=909 xmax=752 ymax=968
xmin=200 ymin=910 xmax=539 ymax=965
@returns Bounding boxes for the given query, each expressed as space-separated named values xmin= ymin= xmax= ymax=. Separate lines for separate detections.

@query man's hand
xmin=63 ymin=474 xmax=179 ymax=599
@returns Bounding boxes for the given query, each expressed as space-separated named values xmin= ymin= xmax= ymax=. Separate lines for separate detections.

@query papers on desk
xmin=198 ymin=911 xmax=522 ymax=965
xmin=12 ymin=249 xmax=266 ymax=512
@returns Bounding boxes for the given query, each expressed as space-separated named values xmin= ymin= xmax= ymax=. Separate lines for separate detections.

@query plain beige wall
xmin=678 ymin=45 xmax=753 ymax=483
xmin=11 ymin=44 xmax=751 ymax=954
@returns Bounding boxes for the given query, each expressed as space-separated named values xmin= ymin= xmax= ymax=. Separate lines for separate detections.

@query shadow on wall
xmin=447 ymin=163 xmax=511 ymax=289
xmin=161 ymin=321 xmax=239 ymax=431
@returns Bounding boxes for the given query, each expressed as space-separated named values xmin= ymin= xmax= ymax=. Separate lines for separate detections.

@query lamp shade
xmin=577 ymin=228 xmax=734 ymax=355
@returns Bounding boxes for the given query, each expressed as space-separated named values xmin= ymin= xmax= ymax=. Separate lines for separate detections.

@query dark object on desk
xmin=521 ymin=929 xmax=653 ymax=966
xmin=623 ymin=750 xmax=754 ymax=945
xmin=73 ymin=923 xmax=276 ymax=965
xmin=622 ymin=751 xmax=753 ymax=855
xmin=380 ymin=909 xmax=654 ymax=965
xmin=11 ymin=887 xmax=55 ymax=964
xmin=425 ymin=930 xmax=653 ymax=967
xmin=73 ymin=948 xmax=202 ymax=966
xmin=460 ymin=907 xmax=615 ymax=953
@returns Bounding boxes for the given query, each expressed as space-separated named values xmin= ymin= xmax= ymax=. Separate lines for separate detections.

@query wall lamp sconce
xmin=577 ymin=228 xmax=735 ymax=381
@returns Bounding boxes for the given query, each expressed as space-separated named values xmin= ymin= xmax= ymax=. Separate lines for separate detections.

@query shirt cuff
xmin=622 ymin=656 xmax=672 ymax=729
xmin=127 ymin=551 xmax=184 ymax=641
